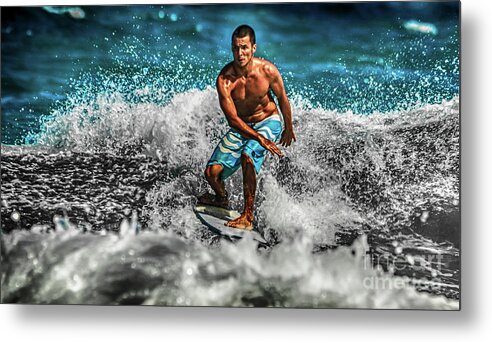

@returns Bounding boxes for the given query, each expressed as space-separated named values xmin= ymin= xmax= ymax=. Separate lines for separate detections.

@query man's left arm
xmin=267 ymin=63 xmax=296 ymax=147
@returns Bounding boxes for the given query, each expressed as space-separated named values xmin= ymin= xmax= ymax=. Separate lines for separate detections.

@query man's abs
xmin=236 ymin=96 xmax=278 ymax=124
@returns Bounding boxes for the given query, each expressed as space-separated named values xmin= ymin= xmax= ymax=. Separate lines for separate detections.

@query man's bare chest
xmin=230 ymin=76 xmax=270 ymax=103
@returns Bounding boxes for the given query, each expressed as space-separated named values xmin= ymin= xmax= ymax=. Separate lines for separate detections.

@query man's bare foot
xmin=197 ymin=192 xmax=229 ymax=209
xmin=224 ymin=214 xmax=253 ymax=230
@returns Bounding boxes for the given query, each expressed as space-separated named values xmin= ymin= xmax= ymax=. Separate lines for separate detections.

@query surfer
xmin=198 ymin=25 xmax=296 ymax=230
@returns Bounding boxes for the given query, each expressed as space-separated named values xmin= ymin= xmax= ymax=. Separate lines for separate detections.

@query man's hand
xmin=259 ymin=136 xmax=284 ymax=157
xmin=279 ymin=128 xmax=296 ymax=147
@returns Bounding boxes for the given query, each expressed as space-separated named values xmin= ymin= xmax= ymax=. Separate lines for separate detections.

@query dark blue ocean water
xmin=1 ymin=3 xmax=460 ymax=307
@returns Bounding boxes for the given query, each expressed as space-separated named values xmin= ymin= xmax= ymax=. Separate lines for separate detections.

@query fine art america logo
xmin=362 ymin=250 xmax=446 ymax=291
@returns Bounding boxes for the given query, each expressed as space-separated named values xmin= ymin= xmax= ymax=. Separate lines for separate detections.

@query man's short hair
xmin=232 ymin=25 xmax=256 ymax=45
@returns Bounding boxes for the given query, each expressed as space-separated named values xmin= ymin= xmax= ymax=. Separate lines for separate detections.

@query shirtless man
xmin=198 ymin=25 xmax=296 ymax=230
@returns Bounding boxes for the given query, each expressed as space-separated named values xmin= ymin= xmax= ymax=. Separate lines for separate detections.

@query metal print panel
xmin=1 ymin=2 xmax=460 ymax=309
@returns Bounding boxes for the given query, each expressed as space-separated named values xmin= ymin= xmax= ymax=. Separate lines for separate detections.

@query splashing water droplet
xmin=420 ymin=211 xmax=429 ymax=223
xmin=11 ymin=211 xmax=20 ymax=222
xmin=406 ymin=255 xmax=415 ymax=265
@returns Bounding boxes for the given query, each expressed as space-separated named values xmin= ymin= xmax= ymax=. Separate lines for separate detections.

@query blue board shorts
xmin=207 ymin=114 xmax=283 ymax=180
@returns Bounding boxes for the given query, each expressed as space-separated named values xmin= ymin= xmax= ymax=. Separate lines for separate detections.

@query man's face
xmin=232 ymin=35 xmax=256 ymax=68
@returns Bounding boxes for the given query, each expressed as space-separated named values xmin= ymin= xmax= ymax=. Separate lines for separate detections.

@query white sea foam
xmin=1 ymin=226 xmax=458 ymax=309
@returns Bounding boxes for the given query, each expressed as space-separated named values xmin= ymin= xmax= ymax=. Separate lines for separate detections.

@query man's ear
xmin=252 ymin=44 xmax=257 ymax=54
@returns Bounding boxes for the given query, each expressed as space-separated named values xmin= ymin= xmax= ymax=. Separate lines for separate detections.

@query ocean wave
xmin=30 ymin=88 xmax=459 ymax=232
xmin=4 ymin=88 xmax=459 ymax=303
xmin=0 ymin=224 xmax=458 ymax=309
xmin=31 ymin=87 xmax=459 ymax=154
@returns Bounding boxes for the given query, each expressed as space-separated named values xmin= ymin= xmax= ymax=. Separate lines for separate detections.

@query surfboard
xmin=194 ymin=204 xmax=267 ymax=244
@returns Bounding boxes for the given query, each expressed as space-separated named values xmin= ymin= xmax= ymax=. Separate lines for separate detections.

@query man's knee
xmin=205 ymin=164 xmax=222 ymax=181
